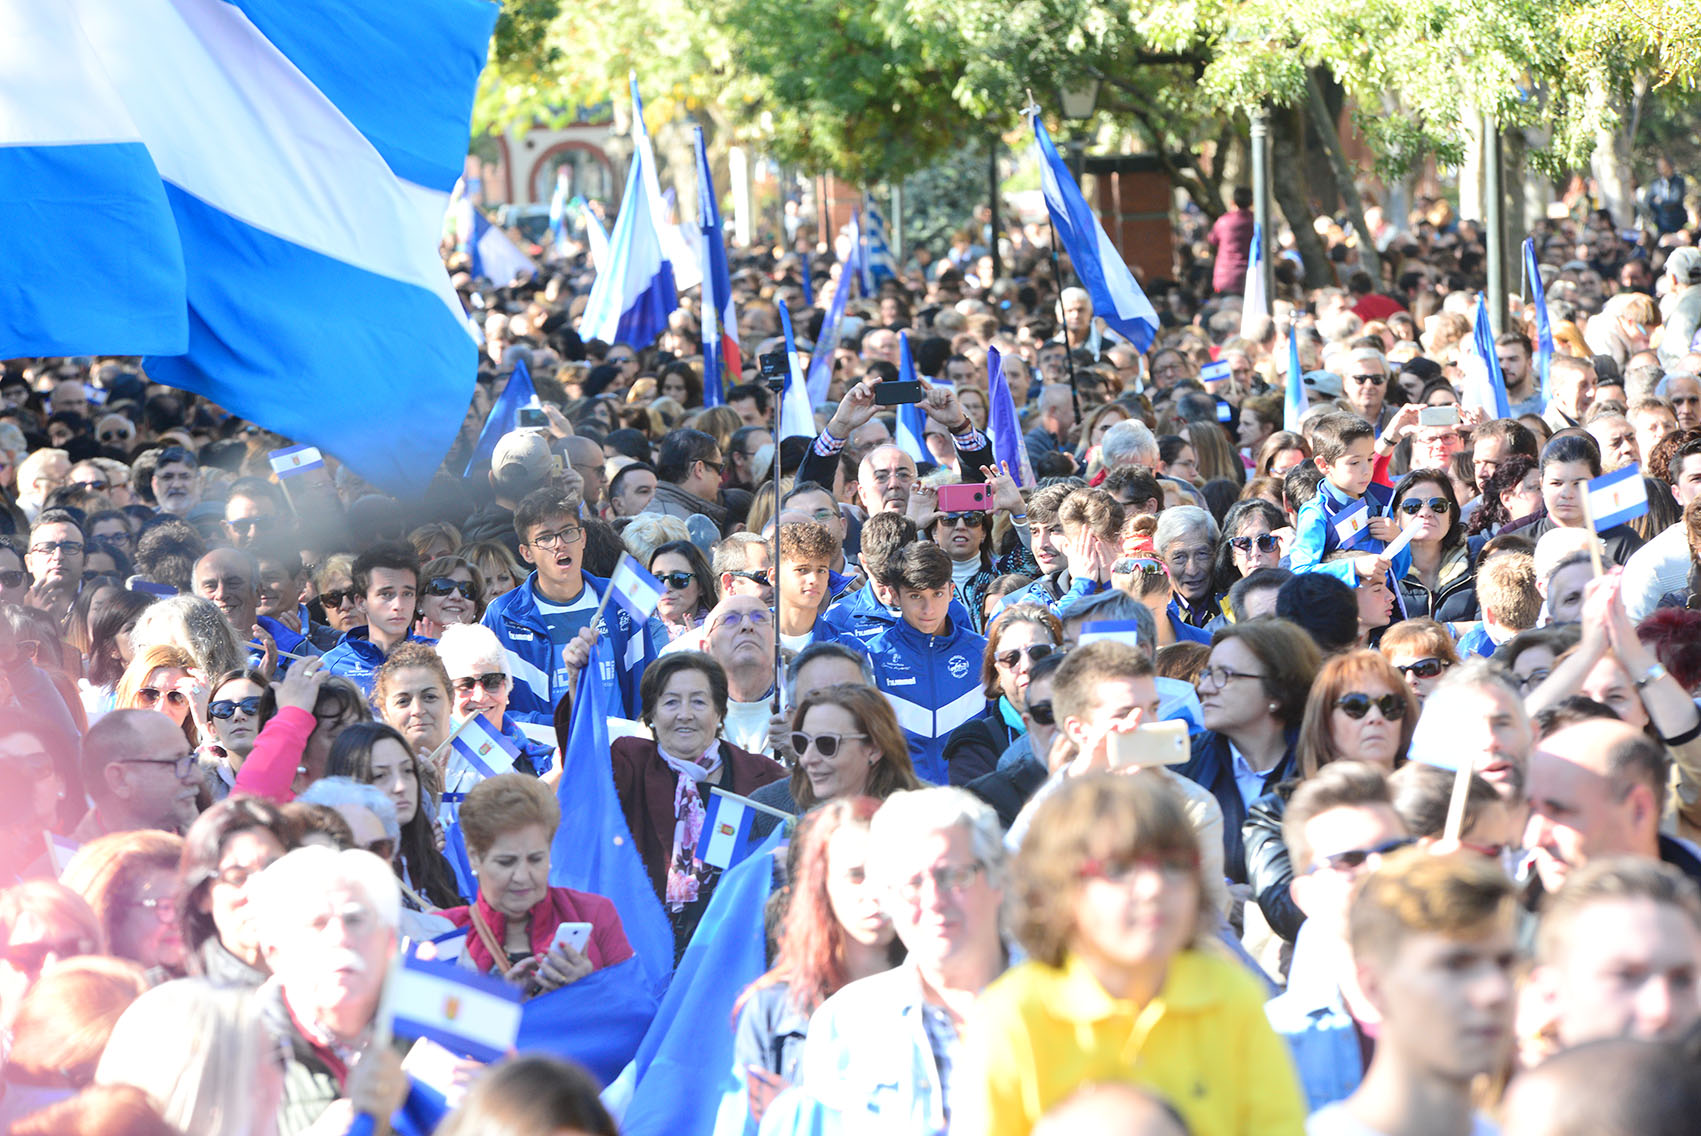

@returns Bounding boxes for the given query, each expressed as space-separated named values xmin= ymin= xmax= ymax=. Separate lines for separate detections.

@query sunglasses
xmin=1398 ymin=497 xmax=1452 ymax=515
xmin=0 ymin=569 xmax=27 ymax=589
xmin=1025 ymin=699 xmax=1055 ymax=726
xmin=424 ymin=577 xmax=476 ymax=600
xmin=1334 ymin=691 xmax=1408 ymax=720
xmin=790 ymin=731 xmax=868 ymax=758
xmin=2 ymin=937 xmax=96 ymax=977
xmin=995 ymin=642 xmax=1056 ymax=669
xmin=727 ymin=570 xmax=772 ymax=588
xmin=99 ymin=429 xmax=133 ymax=443
xmin=320 ymin=588 xmax=357 ymax=609
xmin=453 ymin=672 xmax=507 ymax=695
xmin=1113 ymin=558 xmax=1168 ymax=576
xmin=1349 ymin=373 xmax=1387 ymax=386
xmin=226 ymin=517 xmax=276 ymax=534
xmin=657 ymin=571 xmax=696 ymax=590
xmin=208 ymin=696 xmax=263 ymax=720
xmin=1310 ymin=836 xmax=1417 ymax=874
xmin=1394 ymin=657 xmax=1448 ymax=680
xmin=136 ymin=687 xmax=189 ymax=709
xmin=1228 ymin=533 xmax=1280 ymax=554
xmin=940 ymin=512 xmax=987 ymax=527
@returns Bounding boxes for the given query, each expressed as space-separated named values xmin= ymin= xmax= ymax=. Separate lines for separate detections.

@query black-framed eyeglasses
xmin=209 ymin=696 xmax=263 ymax=720
xmin=320 ymin=588 xmax=357 ymax=609
xmin=1228 ymin=533 xmax=1280 ymax=554
xmin=1025 ymin=699 xmax=1055 ymax=726
xmin=1349 ymin=373 xmax=1387 ymax=386
xmin=0 ymin=569 xmax=27 ymax=589
xmin=940 ymin=512 xmax=986 ymax=528
xmin=136 ymin=687 xmax=189 ymax=709
xmin=1 ymin=936 xmax=97 ymax=978
xmin=728 ymin=569 xmax=771 ymax=588
xmin=1398 ymin=497 xmax=1452 ymax=516
xmin=1308 ymin=836 xmax=1416 ymax=875
xmin=657 ymin=571 xmax=696 ymax=590
xmin=120 ymin=753 xmax=197 ymax=780
xmin=452 ymin=672 xmax=507 ymax=695
xmin=29 ymin=541 xmax=84 ymax=557
xmin=1516 ymin=668 xmax=1550 ymax=692
xmin=227 ymin=516 xmax=277 ymax=534
xmin=527 ymin=526 xmax=584 ymax=550
xmin=1394 ymin=657 xmax=1449 ymax=680
xmin=1335 ymin=691 xmax=1408 ymax=720
xmin=995 ymin=642 xmax=1055 ymax=669
xmin=790 ymin=731 xmax=868 ymax=759
xmin=424 ymin=577 xmax=476 ymax=600
xmin=699 ymin=458 xmax=724 ymax=475
xmin=1196 ymin=665 xmax=1266 ymax=691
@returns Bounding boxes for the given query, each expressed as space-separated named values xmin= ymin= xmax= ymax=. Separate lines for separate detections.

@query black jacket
xmin=942 ymin=703 xmax=1017 ymax=787
xmin=1242 ymin=788 xmax=1306 ymax=943
xmin=965 ymin=752 xmax=1049 ymax=830
xmin=1395 ymin=543 xmax=1479 ymax=624
xmin=797 ymin=427 xmax=995 ymax=490
xmin=1172 ymin=726 xmax=1300 ymax=884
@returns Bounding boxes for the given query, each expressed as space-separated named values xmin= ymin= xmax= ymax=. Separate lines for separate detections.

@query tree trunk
xmin=1304 ymin=70 xmax=1380 ymax=286
xmin=1269 ymin=105 xmax=1333 ymax=289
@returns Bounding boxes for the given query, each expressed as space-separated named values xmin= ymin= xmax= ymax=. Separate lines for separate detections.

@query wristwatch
xmin=1635 ymin=661 xmax=1669 ymax=689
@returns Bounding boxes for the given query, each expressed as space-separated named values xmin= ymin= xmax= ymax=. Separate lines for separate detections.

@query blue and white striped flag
xmin=693 ymin=126 xmax=739 ymax=408
xmin=468 ymin=207 xmax=536 ymax=287
xmin=1284 ymin=320 xmax=1306 ymax=431
xmin=462 ymin=357 xmax=537 ymax=476
xmin=1 ymin=0 xmax=496 ymax=497
xmin=804 ymin=214 xmax=858 ymax=405
xmin=451 ymin=715 xmax=520 ymax=780
xmin=987 ymin=347 xmax=1035 ymax=487
xmin=894 ymin=332 xmax=928 ymax=465
xmin=268 ymin=444 xmax=325 ymax=479
xmin=1522 ymin=238 xmax=1553 ymax=407
xmin=579 ymin=76 xmax=678 ymax=350
xmin=1471 ymin=293 xmax=1512 ymax=419
xmin=1240 ymin=222 xmax=1269 ymax=339
xmin=1031 ymin=111 xmax=1159 ymax=353
xmin=548 ymin=167 xmax=570 ymax=257
xmin=1078 ymin=619 xmax=1141 ymax=647
xmin=1587 ymin=465 xmax=1648 ymax=531
xmin=694 ymin=788 xmax=756 ymax=871
xmin=607 ymin=553 xmax=664 ymax=623
xmin=777 ymin=302 xmax=815 ymax=441
xmin=1331 ymin=498 xmax=1371 ymax=547
xmin=863 ymin=197 xmax=899 ymax=288
xmin=1200 ymin=359 xmax=1233 ymax=388
xmin=386 ymin=949 xmax=522 ymax=1063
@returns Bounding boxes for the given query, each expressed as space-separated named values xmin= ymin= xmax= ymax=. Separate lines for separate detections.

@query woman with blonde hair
xmin=129 ymin=595 xmax=244 ymax=682
xmin=462 ymin=540 xmax=525 ymax=600
xmin=114 ymin=643 xmax=204 ymax=746
xmin=1183 ymin=420 xmax=1243 ymax=486
xmin=95 ymin=978 xmax=283 ymax=1136
xmin=959 ymin=774 xmax=1305 ymax=1136
xmin=407 ymin=521 xmax=462 ymax=564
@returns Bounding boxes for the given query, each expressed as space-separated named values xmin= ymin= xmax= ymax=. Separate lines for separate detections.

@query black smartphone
xmin=874 ymin=380 xmax=923 ymax=406
xmin=758 ymin=351 xmax=789 ymax=380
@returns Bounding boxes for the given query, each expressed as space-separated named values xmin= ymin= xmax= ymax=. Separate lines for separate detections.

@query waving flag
xmin=1284 ymin=320 xmax=1306 ymax=431
xmin=468 ymin=207 xmax=536 ymax=286
xmin=607 ymin=553 xmax=665 ymax=622
xmin=988 ymin=347 xmax=1035 ymax=487
xmin=694 ymin=127 xmax=739 ymax=408
xmin=863 ymin=197 xmax=899 ymax=289
xmin=462 ymin=357 xmax=537 ymax=476
xmin=1586 ymin=465 xmax=1648 ymax=530
xmin=385 ymin=949 xmax=522 ymax=1063
xmin=1240 ymin=222 xmax=1269 ymax=339
xmin=548 ymin=167 xmax=570 ymax=258
xmin=804 ymin=213 xmax=859 ymax=404
xmin=893 ymin=332 xmax=929 ymax=465
xmin=1471 ymin=294 xmax=1512 ymax=419
xmin=1 ymin=0 xmax=495 ymax=496
xmin=1522 ymin=238 xmax=1553 ymax=406
xmin=1031 ymin=111 xmax=1159 ymax=353
xmin=552 ymin=645 xmax=673 ymax=994
xmin=579 ymin=75 xmax=678 ymax=350
xmin=576 ymin=200 xmax=611 ymax=272
xmin=777 ymin=302 xmax=815 ymax=441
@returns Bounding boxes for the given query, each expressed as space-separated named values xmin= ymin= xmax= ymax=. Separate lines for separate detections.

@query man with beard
xmin=149 ymin=445 xmax=202 ymax=517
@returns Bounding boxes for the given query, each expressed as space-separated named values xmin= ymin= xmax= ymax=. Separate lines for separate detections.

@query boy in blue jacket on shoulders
xmin=1290 ymin=411 xmax=1412 ymax=589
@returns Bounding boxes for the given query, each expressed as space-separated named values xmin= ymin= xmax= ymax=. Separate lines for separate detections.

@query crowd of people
xmin=3 ymin=183 xmax=1701 ymax=1136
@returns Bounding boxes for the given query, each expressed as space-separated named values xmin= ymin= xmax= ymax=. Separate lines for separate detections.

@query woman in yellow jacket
xmin=957 ymin=773 xmax=1306 ymax=1136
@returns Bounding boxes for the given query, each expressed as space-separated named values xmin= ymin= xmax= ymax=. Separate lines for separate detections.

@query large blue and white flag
xmin=1031 ymin=111 xmax=1159 ymax=353
xmin=607 ymin=553 xmax=665 ymax=623
xmin=987 ymin=347 xmax=1035 ymax=487
xmin=777 ymin=302 xmax=815 ymax=441
xmin=1 ymin=0 xmax=496 ymax=497
xmin=548 ymin=166 xmax=570 ymax=257
xmin=1470 ymin=294 xmax=1512 ymax=419
xmin=1240 ymin=222 xmax=1269 ymax=339
xmin=862 ymin=196 xmax=899 ymax=289
xmin=579 ymin=76 xmax=678 ymax=350
xmin=386 ymin=949 xmax=523 ymax=1063
xmin=462 ymin=357 xmax=537 ymax=476
xmin=1587 ymin=464 xmax=1648 ymax=531
xmin=803 ymin=214 xmax=859 ymax=405
xmin=1522 ymin=238 xmax=1553 ymax=406
xmin=1284 ymin=320 xmax=1306 ymax=431
xmin=893 ymin=332 xmax=929 ymax=465
xmin=468 ymin=207 xmax=536 ymax=286
xmin=517 ymin=957 xmax=656 ymax=1086
xmin=552 ymin=645 xmax=674 ymax=995
xmin=694 ymin=127 xmax=740 ymax=409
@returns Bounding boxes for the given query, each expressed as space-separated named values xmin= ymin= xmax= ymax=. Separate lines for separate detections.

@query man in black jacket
xmin=795 ymin=370 xmax=993 ymax=499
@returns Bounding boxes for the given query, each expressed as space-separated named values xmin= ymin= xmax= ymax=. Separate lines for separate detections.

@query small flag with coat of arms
xmin=268 ymin=444 xmax=324 ymax=478
xmin=451 ymin=715 xmax=520 ymax=779
xmin=1586 ymin=465 xmax=1648 ymax=531
xmin=1331 ymin=498 xmax=1371 ymax=548
xmin=606 ymin=553 xmax=664 ymax=623
xmin=694 ymin=787 xmax=756 ymax=871
xmin=385 ymin=949 xmax=523 ymax=1063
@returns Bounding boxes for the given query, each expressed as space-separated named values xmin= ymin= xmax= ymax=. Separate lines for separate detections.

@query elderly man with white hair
xmin=1340 ymin=345 xmax=1394 ymax=430
xmin=1097 ymin=419 xmax=1160 ymax=471
xmin=435 ymin=622 xmax=555 ymax=775
xmin=800 ymin=788 xmax=1009 ymax=1131
xmin=1057 ymin=286 xmax=1113 ymax=361
xmin=251 ymin=845 xmax=410 ymax=1136
xmin=1153 ymin=506 xmax=1222 ymax=642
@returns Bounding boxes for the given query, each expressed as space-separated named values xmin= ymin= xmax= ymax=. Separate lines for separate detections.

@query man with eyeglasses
xmin=73 ymin=709 xmax=203 ymax=840
xmin=782 ymin=481 xmax=852 ymax=574
xmin=1266 ymin=761 xmax=1411 ymax=1110
xmin=1341 ymin=347 xmax=1395 ymax=431
xmin=700 ymin=594 xmax=783 ymax=756
xmin=801 ymin=788 xmax=1008 ymax=1133
xmin=24 ymin=509 xmax=85 ymax=625
xmin=641 ymin=427 xmax=730 ymax=534
xmin=149 ymin=445 xmax=202 ymax=517
xmin=485 ymin=487 xmax=661 ymax=741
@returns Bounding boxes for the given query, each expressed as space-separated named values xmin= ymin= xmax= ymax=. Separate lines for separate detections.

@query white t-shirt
xmin=723 ymin=697 xmax=775 ymax=757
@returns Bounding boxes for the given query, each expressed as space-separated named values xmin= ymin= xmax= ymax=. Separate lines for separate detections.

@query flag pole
xmin=707 ymin=784 xmax=795 ymax=822
xmin=1578 ymin=490 xmax=1605 ymax=578
xmin=767 ymin=338 xmax=787 ymax=714
xmin=1442 ymin=759 xmax=1473 ymax=842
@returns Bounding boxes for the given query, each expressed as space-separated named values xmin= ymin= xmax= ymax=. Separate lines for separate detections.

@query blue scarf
xmin=998 ymin=695 xmax=1028 ymax=736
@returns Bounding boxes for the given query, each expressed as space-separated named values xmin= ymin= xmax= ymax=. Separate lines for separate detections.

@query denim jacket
xmin=802 ymin=965 xmax=957 ymax=1135
xmin=1264 ymin=922 xmax=1365 ymax=1111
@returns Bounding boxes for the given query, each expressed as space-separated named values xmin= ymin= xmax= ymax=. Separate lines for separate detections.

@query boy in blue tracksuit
xmin=1289 ymin=412 xmax=1412 ymax=589
xmin=821 ymin=511 xmax=972 ymax=645
xmin=320 ymin=542 xmax=435 ymax=699
xmin=863 ymin=542 xmax=988 ymax=785
xmin=481 ymin=488 xmax=662 ymax=748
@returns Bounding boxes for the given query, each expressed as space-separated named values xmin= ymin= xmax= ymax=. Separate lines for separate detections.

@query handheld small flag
xmin=692 ymin=126 xmax=739 ymax=408
xmin=777 ymin=302 xmax=815 ymax=441
xmin=1199 ymin=359 xmax=1233 ymax=388
xmin=1030 ymin=110 xmax=1159 ymax=352
xmin=804 ymin=213 xmax=858 ymax=405
xmin=607 ymin=553 xmax=664 ymax=623
xmin=1471 ymin=294 xmax=1512 ymax=419
xmin=385 ymin=949 xmax=522 ymax=1063
xmin=695 ymin=787 xmax=757 ymax=871
xmin=450 ymin=715 xmax=521 ymax=780
xmin=893 ymin=332 xmax=928 ymax=465
xmin=575 ymin=201 xmax=610 ymax=272
xmin=268 ymin=444 xmax=325 ymax=479
xmin=1331 ymin=498 xmax=1371 ymax=548
xmin=1284 ymin=320 xmax=1306 ymax=431
xmin=1078 ymin=620 xmax=1141 ymax=647
xmin=987 ymin=347 xmax=1035 ymax=487
xmin=1586 ymin=464 xmax=1649 ymax=531
xmin=1522 ymin=238 xmax=1554 ymax=406
xmin=1240 ymin=222 xmax=1269 ymax=339
xmin=462 ymin=357 xmax=536 ymax=476
xmin=798 ymin=256 xmax=814 ymax=306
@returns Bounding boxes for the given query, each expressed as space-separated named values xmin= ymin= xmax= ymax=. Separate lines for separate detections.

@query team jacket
xmin=821 ymin=583 xmax=973 ymax=646
xmin=319 ymin=627 xmax=435 ymax=700
xmin=863 ymin=616 xmax=989 ymax=785
xmin=480 ymin=571 xmax=663 ymax=748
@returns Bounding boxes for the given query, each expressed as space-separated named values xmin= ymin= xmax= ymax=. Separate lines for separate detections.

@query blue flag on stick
xmin=1522 ymin=238 xmax=1553 ymax=406
xmin=1284 ymin=320 xmax=1306 ymax=432
xmin=694 ymin=126 xmax=739 ymax=407
xmin=1472 ymin=294 xmax=1512 ymax=419
xmin=988 ymin=346 xmax=1035 ymax=486
xmin=804 ymin=213 xmax=858 ymax=405
xmin=893 ymin=332 xmax=928 ymax=465
xmin=462 ymin=357 xmax=535 ymax=476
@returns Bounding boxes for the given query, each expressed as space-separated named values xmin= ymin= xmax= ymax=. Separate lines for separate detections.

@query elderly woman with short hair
xmin=1153 ymin=506 xmax=1221 ymax=641
xmin=177 ymin=797 xmax=293 ymax=989
xmin=435 ymin=622 xmax=554 ymax=775
xmin=59 ymin=831 xmax=187 ymax=980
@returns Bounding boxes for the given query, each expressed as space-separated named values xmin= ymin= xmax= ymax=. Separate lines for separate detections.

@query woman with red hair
xmin=727 ymin=798 xmax=903 ymax=1128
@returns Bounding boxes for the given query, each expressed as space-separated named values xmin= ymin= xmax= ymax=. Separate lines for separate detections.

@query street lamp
xmin=1058 ymin=78 xmax=1101 ymax=186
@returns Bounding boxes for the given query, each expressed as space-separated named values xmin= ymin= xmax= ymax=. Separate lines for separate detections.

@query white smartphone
xmin=551 ymin=922 xmax=592 ymax=954
xmin=1419 ymin=405 xmax=1459 ymax=427
xmin=1106 ymin=720 xmax=1191 ymax=769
